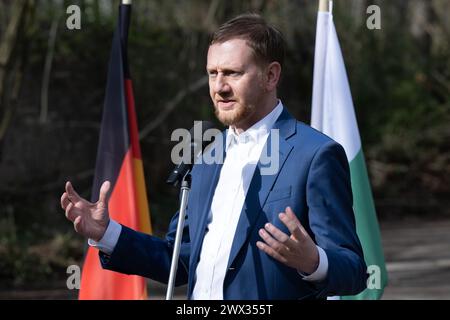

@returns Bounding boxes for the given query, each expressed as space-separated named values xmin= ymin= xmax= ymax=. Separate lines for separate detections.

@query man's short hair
xmin=210 ymin=13 xmax=285 ymax=68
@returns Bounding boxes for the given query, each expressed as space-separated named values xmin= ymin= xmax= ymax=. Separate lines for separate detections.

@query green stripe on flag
xmin=341 ymin=149 xmax=388 ymax=300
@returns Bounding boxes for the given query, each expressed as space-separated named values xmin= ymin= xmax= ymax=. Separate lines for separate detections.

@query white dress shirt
xmin=89 ymin=101 xmax=328 ymax=299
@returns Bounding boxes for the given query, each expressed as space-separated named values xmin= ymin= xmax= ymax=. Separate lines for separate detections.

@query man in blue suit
xmin=61 ymin=13 xmax=367 ymax=299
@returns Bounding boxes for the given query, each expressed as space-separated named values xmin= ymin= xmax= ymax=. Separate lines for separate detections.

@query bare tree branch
xmin=204 ymin=0 xmax=221 ymax=31
xmin=0 ymin=0 xmax=32 ymax=142
xmin=40 ymin=12 xmax=60 ymax=124
xmin=0 ymin=1 xmax=26 ymax=100
xmin=139 ymin=75 xmax=208 ymax=140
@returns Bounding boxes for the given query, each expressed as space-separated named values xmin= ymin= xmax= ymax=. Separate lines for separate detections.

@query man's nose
xmin=214 ymin=74 xmax=230 ymax=94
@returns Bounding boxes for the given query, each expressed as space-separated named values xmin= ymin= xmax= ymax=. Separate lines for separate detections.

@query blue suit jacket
xmin=100 ymin=107 xmax=367 ymax=299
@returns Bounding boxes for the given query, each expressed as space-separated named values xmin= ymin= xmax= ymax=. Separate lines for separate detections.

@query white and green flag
xmin=311 ymin=5 xmax=388 ymax=300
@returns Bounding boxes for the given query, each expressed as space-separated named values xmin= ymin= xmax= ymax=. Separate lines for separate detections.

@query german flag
xmin=79 ymin=3 xmax=152 ymax=300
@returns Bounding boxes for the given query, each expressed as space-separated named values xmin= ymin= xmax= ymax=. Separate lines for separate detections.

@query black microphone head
xmin=189 ymin=121 xmax=217 ymax=158
xmin=167 ymin=120 xmax=219 ymax=186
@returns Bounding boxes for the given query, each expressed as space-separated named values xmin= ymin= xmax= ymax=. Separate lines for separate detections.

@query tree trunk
xmin=0 ymin=0 xmax=34 ymax=147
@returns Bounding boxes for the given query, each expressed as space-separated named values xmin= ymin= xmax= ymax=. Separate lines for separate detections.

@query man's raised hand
xmin=61 ymin=181 xmax=111 ymax=241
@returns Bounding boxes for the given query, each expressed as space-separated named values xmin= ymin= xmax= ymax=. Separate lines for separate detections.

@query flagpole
xmin=318 ymin=0 xmax=328 ymax=11
xmin=319 ymin=0 xmax=333 ymax=13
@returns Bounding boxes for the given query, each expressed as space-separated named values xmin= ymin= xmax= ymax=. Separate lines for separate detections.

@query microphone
xmin=166 ymin=121 xmax=217 ymax=186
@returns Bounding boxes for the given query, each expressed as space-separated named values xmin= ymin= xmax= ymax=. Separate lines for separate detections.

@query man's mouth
xmin=217 ymin=100 xmax=236 ymax=110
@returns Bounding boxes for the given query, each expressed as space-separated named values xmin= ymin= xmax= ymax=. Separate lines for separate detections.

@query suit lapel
xmin=226 ymin=108 xmax=296 ymax=270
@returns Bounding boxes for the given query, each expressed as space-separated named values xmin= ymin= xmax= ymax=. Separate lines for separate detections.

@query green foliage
xmin=0 ymin=215 xmax=84 ymax=289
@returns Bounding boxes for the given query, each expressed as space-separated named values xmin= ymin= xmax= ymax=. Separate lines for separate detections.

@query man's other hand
xmin=61 ymin=181 xmax=111 ymax=241
xmin=256 ymin=206 xmax=319 ymax=275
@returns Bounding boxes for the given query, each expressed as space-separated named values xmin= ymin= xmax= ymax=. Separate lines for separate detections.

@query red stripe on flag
xmin=125 ymin=78 xmax=152 ymax=234
xmin=79 ymin=148 xmax=147 ymax=299
xmin=79 ymin=247 xmax=146 ymax=300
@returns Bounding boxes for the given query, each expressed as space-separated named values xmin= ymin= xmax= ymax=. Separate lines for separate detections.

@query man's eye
xmin=227 ymin=71 xmax=241 ymax=77
xmin=208 ymin=72 xmax=217 ymax=77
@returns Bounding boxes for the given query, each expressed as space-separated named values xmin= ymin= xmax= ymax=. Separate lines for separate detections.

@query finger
xmin=73 ymin=215 xmax=83 ymax=234
xmin=61 ymin=192 xmax=71 ymax=209
xmin=65 ymin=202 xmax=78 ymax=222
xmin=264 ymin=222 xmax=294 ymax=246
xmin=259 ymin=227 xmax=288 ymax=255
xmin=256 ymin=241 xmax=288 ymax=264
xmin=285 ymin=207 xmax=309 ymax=238
xmin=65 ymin=181 xmax=82 ymax=203
xmin=98 ymin=181 xmax=111 ymax=207
xmin=279 ymin=208 xmax=303 ymax=240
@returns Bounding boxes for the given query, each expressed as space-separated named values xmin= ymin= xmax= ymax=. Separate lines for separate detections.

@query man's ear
xmin=265 ymin=62 xmax=281 ymax=91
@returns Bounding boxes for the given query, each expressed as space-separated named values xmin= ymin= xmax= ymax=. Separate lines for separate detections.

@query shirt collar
xmin=225 ymin=100 xmax=284 ymax=151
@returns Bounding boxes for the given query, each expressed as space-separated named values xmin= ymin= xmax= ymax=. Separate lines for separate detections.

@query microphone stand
xmin=165 ymin=171 xmax=191 ymax=300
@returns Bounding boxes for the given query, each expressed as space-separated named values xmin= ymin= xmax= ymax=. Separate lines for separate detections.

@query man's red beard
xmin=214 ymin=101 xmax=255 ymax=126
